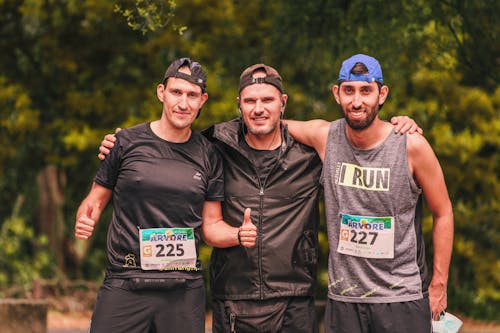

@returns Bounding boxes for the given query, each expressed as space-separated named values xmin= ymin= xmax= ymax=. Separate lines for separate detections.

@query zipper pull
xmin=230 ymin=312 xmax=236 ymax=333
xmin=259 ymin=187 xmax=264 ymax=195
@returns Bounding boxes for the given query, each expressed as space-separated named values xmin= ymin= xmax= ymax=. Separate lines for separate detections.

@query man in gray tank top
xmin=285 ymin=54 xmax=454 ymax=333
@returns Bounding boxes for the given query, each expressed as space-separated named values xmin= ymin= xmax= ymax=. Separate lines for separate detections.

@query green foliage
xmin=0 ymin=77 xmax=40 ymax=219
xmin=450 ymin=203 xmax=500 ymax=319
xmin=0 ymin=197 xmax=53 ymax=296
xmin=114 ymin=0 xmax=186 ymax=35
xmin=430 ymin=0 xmax=500 ymax=90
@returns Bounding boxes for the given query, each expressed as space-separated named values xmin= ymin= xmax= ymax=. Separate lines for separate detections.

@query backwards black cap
xmin=162 ymin=57 xmax=207 ymax=92
xmin=238 ymin=64 xmax=284 ymax=94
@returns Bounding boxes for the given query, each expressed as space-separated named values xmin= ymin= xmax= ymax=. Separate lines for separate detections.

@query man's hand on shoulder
xmin=391 ymin=116 xmax=423 ymax=135
xmin=97 ymin=128 xmax=121 ymax=160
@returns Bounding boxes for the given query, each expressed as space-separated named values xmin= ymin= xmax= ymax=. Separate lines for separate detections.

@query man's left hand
xmin=391 ymin=116 xmax=423 ymax=134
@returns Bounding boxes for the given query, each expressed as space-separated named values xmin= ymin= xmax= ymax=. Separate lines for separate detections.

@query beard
xmin=343 ymin=106 xmax=379 ymax=130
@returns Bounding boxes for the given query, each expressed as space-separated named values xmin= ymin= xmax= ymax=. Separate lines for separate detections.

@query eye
xmin=262 ymin=97 xmax=276 ymax=103
xmin=343 ymin=86 xmax=354 ymax=94
xmin=243 ymin=98 xmax=256 ymax=105
xmin=361 ymin=87 xmax=372 ymax=94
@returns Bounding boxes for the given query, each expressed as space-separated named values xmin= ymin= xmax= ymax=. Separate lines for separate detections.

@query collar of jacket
xmin=210 ymin=118 xmax=292 ymax=156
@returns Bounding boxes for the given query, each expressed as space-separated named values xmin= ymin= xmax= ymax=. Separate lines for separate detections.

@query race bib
xmin=337 ymin=213 xmax=394 ymax=259
xmin=139 ymin=228 xmax=197 ymax=270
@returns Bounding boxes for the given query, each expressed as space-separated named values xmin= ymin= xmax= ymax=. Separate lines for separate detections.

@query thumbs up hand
xmin=75 ymin=204 xmax=96 ymax=240
xmin=238 ymin=208 xmax=257 ymax=248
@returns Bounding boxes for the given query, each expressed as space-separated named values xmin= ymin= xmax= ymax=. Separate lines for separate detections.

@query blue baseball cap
xmin=338 ymin=54 xmax=383 ymax=84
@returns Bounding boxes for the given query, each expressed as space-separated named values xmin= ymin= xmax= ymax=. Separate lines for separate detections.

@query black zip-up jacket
xmin=203 ymin=118 xmax=322 ymax=300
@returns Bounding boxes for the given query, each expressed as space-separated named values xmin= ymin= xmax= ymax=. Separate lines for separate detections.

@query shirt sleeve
xmin=205 ymin=145 xmax=225 ymax=201
xmin=94 ymin=135 xmax=122 ymax=190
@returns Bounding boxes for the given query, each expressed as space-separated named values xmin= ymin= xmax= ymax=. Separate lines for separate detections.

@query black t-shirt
xmin=95 ymin=122 xmax=224 ymax=279
xmin=240 ymin=138 xmax=280 ymax=185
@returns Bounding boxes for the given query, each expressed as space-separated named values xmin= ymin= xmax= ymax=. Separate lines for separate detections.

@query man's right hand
xmin=239 ymin=208 xmax=257 ymax=248
xmin=75 ymin=204 xmax=96 ymax=240
xmin=97 ymin=127 xmax=121 ymax=160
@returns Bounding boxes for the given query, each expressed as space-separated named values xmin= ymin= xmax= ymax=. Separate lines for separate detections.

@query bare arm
xmin=284 ymin=116 xmax=421 ymax=161
xmin=75 ymin=182 xmax=112 ymax=240
xmin=407 ymin=134 xmax=453 ymax=319
xmin=282 ymin=119 xmax=330 ymax=161
xmin=201 ymin=201 xmax=256 ymax=248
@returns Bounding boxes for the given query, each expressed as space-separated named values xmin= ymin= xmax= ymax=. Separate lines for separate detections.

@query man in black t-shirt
xmin=75 ymin=58 xmax=256 ymax=333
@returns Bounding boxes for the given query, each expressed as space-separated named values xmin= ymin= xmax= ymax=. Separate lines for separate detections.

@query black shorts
xmin=211 ymin=296 xmax=318 ymax=333
xmin=89 ymin=277 xmax=205 ymax=333
xmin=324 ymin=297 xmax=432 ymax=333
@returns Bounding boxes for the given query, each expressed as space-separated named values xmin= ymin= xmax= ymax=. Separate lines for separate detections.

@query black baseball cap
xmin=238 ymin=64 xmax=284 ymax=94
xmin=162 ymin=58 xmax=207 ymax=92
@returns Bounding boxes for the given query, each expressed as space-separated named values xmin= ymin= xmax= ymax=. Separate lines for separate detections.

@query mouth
xmin=348 ymin=109 xmax=365 ymax=119
xmin=250 ymin=116 xmax=269 ymax=125
xmin=174 ymin=111 xmax=192 ymax=117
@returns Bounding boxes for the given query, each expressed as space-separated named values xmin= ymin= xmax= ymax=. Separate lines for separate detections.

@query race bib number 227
xmin=337 ymin=214 xmax=394 ymax=259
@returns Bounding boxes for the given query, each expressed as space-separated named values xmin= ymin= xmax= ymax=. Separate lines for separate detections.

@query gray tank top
xmin=322 ymin=119 xmax=423 ymax=303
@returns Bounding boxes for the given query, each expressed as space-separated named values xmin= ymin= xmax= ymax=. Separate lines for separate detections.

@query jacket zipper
xmin=225 ymin=139 xmax=267 ymax=300
xmin=256 ymin=140 xmax=286 ymax=300
xmin=230 ymin=312 xmax=236 ymax=333
xmin=219 ymin=123 xmax=288 ymax=300
xmin=258 ymin=185 xmax=264 ymax=299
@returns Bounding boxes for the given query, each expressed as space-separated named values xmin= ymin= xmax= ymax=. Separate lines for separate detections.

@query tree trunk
xmin=36 ymin=165 xmax=66 ymax=271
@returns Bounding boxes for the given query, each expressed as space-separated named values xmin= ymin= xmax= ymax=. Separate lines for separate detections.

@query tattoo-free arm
xmin=201 ymin=201 xmax=256 ymax=248
xmin=282 ymin=119 xmax=330 ymax=161
xmin=75 ymin=182 xmax=112 ymax=240
xmin=408 ymin=134 xmax=453 ymax=319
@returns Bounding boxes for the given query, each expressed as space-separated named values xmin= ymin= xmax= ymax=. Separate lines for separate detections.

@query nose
xmin=178 ymin=93 xmax=188 ymax=109
xmin=254 ymin=99 xmax=264 ymax=113
xmin=352 ymin=92 xmax=362 ymax=109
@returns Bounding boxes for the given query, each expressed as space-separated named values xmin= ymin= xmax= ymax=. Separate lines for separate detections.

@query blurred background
xmin=0 ymin=0 xmax=498 ymax=327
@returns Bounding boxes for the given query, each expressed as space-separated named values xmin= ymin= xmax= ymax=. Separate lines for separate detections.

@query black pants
xmin=89 ymin=277 xmax=205 ymax=333
xmin=324 ymin=296 xmax=432 ymax=333
xmin=211 ymin=296 xmax=318 ymax=333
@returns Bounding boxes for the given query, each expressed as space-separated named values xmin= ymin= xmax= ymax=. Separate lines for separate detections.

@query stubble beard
xmin=246 ymin=120 xmax=278 ymax=137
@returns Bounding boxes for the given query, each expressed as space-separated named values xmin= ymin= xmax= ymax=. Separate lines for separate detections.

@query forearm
xmin=77 ymin=187 xmax=110 ymax=221
xmin=431 ymin=213 xmax=454 ymax=287
xmin=428 ymin=213 xmax=453 ymax=318
xmin=202 ymin=219 xmax=239 ymax=248
xmin=75 ymin=183 xmax=111 ymax=239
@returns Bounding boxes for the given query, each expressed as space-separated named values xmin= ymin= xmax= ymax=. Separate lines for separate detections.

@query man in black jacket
xmin=204 ymin=64 xmax=323 ymax=332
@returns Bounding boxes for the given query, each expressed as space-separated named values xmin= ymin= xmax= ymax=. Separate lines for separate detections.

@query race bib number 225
xmin=139 ymin=228 xmax=197 ymax=270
